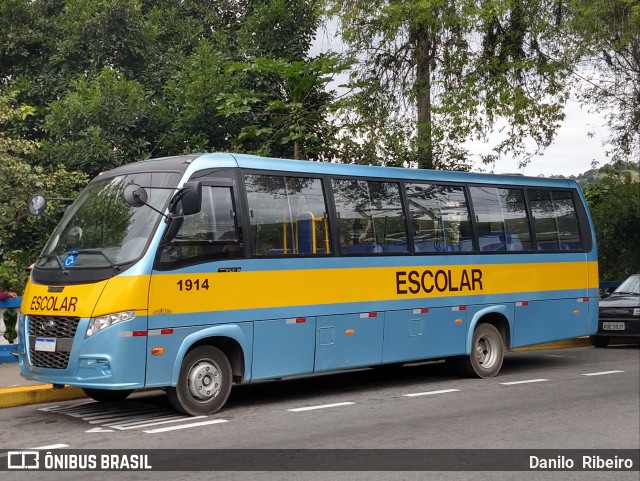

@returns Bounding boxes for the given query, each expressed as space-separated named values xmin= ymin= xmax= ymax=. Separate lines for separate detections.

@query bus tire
xmin=448 ymin=324 xmax=504 ymax=378
xmin=167 ymin=345 xmax=232 ymax=416
xmin=589 ymin=335 xmax=610 ymax=348
xmin=82 ymin=388 xmax=133 ymax=402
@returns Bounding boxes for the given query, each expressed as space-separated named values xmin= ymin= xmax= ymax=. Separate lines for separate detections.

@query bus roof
xmin=102 ymin=152 xmax=578 ymax=189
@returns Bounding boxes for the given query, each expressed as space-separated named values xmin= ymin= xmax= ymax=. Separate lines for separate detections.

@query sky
xmin=312 ymin=20 xmax=612 ymax=179
xmin=467 ymin=101 xmax=611 ymax=178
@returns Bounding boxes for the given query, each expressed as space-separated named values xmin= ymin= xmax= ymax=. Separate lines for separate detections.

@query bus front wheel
xmin=167 ymin=345 xmax=232 ymax=416
xmin=447 ymin=323 xmax=504 ymax=378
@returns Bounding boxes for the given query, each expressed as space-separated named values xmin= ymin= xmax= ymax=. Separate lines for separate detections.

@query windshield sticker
xmin=64 ymin=252 xmax=78 ymax=267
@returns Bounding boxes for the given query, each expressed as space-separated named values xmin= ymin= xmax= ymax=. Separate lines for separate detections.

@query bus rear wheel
xmin=167 ymin=345 xmax=232 ymax=416
xmin=447 ymin=323 xmax=504 ymax=378
xmin=82 ymin=388 xmax=133 ymax=403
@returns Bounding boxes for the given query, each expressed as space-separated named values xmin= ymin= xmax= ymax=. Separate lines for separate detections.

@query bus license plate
xmin=603 ymin=322 xmax=625 ymax=331
xmin=35 ymin=337 xmax=56 ymax=352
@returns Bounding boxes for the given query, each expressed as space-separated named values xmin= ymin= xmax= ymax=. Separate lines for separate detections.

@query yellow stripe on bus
xmin=148 ymin=261 xmax=598 ymax=315
xmin=21 ymin=261 xmax=598 ymax=317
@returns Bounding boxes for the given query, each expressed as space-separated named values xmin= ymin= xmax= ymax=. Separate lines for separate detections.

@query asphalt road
xmin=1 ymin=344 xmax=638 ymax=480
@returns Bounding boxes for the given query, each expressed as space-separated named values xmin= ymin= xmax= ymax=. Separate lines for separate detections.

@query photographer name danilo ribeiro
xmin=529 ymin=455 xmax=635 ymax=470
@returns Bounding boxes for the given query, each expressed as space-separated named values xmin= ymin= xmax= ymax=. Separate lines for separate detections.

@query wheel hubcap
xmin=187 ymin=360 xmax=221 ymax=401
xmin=475 ymin=335 xmax=498 ymax=369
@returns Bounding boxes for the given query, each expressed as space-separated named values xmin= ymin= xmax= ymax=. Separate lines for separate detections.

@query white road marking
xmin=86 ymin=427 xmax=114 ymax=433
xmin=31 ymin=444 xmax=69 ymax=450
xmin=106 ymin=414 xmax=193 ymax=428
xmin=403 ymin=389 xmax=460 ymax=397
xmin=288 ymin=402 xmax=355 ymax=412
xmin=582 ymin=370 xmax=625 ymax=376
xmin=143 ymin=419 xmax=228 ymax=434
xmin=111 ymin=416 xmax=206 ymax=431
xmin=500 ymin=379 xmax=549 ymax=385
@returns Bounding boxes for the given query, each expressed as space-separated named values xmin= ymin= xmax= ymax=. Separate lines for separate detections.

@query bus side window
xmin=469 ymin=186 xmax=532 ymax=252
xmin=405 ymin=183 xmax=473 ymax=253
xmin=528 ymin=189 xmax=583 ymax=251
xmin=244 ymin=174 xmax=331 ymax=256
xmin=332 ymin=179 xmax=407 ymax=255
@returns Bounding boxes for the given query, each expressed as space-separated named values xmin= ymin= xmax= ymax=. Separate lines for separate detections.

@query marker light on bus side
xmin=86 ymin=311 xmax=136 ymax=337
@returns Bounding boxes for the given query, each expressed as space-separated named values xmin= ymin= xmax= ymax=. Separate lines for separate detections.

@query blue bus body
xmin=19 ymin=153 xmax=598 ymax=414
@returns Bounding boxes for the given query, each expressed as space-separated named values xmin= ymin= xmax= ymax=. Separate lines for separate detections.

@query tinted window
xmin=470 ymin=187 xmax=532 ymax=252
xmin=528 ymin=189 xmax=582 ymax=251
xmin=405 ymin=183 xmax=473 ymax=253
xmin=332 ymin=179 xmax=407 ymax=254
xmin=157 ymin=186 xmax=242 ymax=267
xmin=245 ymin=175 xmax=330 ymax=256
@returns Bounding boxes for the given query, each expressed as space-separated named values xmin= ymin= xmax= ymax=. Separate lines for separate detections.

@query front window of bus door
xmin=157 ymin=186 xmax=242 ymax=268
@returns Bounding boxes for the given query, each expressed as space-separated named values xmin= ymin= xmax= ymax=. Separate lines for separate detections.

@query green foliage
xmin=41 ymin=67 xmax=152 ymax=177
xmin=222 ymin=54 xmax=347 ymax=159
xmin=566 ymin=0 xmax=640 ymax=162
xmin=161 ymin=41 xmax=244 ymax=154
xmin=330 ymin=0 xmax=577 ymax=169
xmin=584 ymin=167 xmax=640 ymax=281
xmin=0 ymin=89 xmax=88 ymax=292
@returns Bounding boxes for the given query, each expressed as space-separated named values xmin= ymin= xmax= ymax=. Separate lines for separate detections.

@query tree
xmin=583 ymin=166 xmax=640 ymax=281
xmin=0 ymin=89 xmax=87 ymax=292
xmin=220 ymin=55 xmax=346 ymax=160
xmin=330 ymin=0 xmax=576 ymax=169
xmin=567 ymin=0 xmax=640 ymax=162
xmin=40 ymin=67 xmax=152 ymax=177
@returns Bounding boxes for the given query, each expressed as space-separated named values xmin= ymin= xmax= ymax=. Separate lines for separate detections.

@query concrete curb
xmin=0 ymin=385 xmax=86 ymax=409
xmin=0 ymin=337 xmax=592 ymax=409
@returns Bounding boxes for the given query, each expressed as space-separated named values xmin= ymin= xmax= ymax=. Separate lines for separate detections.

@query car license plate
xmin=603 ymin=322 xmax=625 ymax=331
xmin=35 ymin=337 xmax=56 ymax=352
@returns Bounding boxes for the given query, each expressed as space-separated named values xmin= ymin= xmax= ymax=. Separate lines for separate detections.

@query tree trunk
xmin=414 ymin=28 xmax=434 ymax=170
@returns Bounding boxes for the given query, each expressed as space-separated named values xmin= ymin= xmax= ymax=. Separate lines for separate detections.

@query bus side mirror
xmin=27 ymin=195 xmax=48 ymax=216
xmin=123 ymin=183 xmax=148 ymax=207
xmin=180 ymin=182 xmax=202 ymax=216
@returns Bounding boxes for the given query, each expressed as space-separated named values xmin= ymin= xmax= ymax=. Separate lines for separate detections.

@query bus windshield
xmin=36 ymin=172 xmax=181 ymax=270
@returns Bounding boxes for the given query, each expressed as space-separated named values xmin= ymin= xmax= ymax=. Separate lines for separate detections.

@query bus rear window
xmin=528 ymin=189 xmax=583 ymax=251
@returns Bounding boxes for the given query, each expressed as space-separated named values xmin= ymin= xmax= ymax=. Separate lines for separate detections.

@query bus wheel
xmin=448 ymin=324 xmax=504 ymax=378
xmin=82 ymin=388 xmax=133 ymax=402
xmin=589 ymin=335 xmax=610 ymax=348
xmin=167 ymin=345 xmax=232 ymax=416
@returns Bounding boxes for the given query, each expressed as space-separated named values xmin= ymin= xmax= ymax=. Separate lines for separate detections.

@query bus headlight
xmin=86 ymin=311 xmax=136 ymax=337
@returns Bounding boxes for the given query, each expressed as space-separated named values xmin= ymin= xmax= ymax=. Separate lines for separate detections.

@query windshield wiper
xmin=72 ymin=249 xmax=121 ymax=272
xmin=37 ymin=254 xmax=69 ymax=275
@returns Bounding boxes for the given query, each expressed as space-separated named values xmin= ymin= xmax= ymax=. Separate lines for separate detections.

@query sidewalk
xmin=0 ymin=337 xmax=592 ymax=410
xmin=0 ymin=361 xmax=86 ymax=409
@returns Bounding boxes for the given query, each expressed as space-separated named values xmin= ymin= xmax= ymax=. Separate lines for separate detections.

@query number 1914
xmin=177 ymin=279 xmax=210 ymax=291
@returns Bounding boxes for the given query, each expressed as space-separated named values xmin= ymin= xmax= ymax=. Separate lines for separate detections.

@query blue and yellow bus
xmin=18 ymin=153 xmax=599 ymax=415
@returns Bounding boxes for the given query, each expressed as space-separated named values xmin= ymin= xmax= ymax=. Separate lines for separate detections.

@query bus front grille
xmin=28 ymin=316 xmax=81 ymax=338
xmin=29 ymin=350 xmax=71 ymax=370
xmin=27 ymin=316 xmax=80 ymax=369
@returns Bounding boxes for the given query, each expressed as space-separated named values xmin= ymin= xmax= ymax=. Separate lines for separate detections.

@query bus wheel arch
xmin=168 ymin=336 xmax=246 ymax=416
xmin=190 ymin=336 xmax=245 ymax=383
